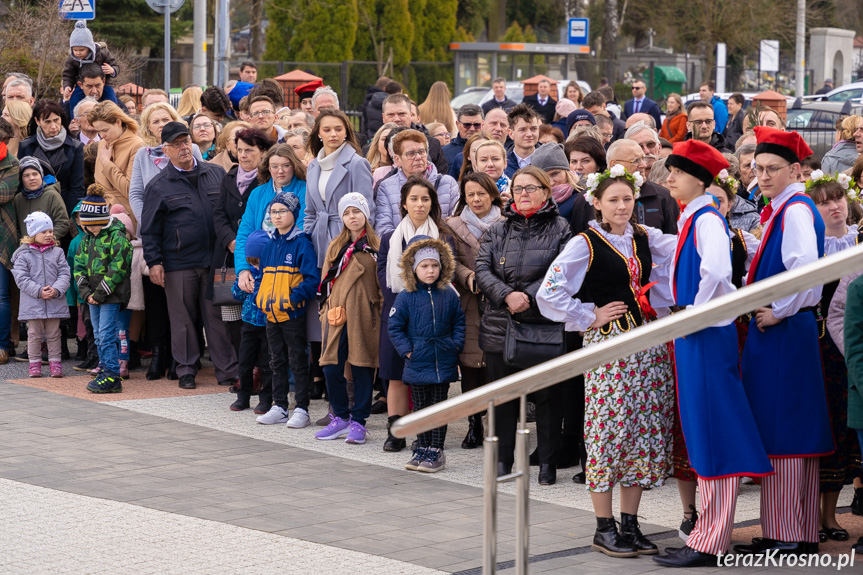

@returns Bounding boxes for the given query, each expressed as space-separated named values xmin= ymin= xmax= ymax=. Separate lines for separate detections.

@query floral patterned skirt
xmin=583 ymin=324 xmax=675 ymax=492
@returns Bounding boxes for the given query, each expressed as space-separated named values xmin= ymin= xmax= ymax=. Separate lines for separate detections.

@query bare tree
xmin=602 ymin=0 xmax=619 ymax=81
xmin=249 ymin=0 xmax=264 ymax=59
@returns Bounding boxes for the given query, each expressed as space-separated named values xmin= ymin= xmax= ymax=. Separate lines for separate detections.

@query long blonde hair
xmin=176 ymin=86 xmax=203 ymax=117
xmin=4 ymin=100 xmax=32 ymax=138
xmin=139 ymin=102 xmax=184 ymax=146
xmin=365 ymin=122 xmax=398 ymax=170
xmin=418 ymin=82 xmax=455 ymax=134
xmin=323 ymin=218 xmax=381 ymax=272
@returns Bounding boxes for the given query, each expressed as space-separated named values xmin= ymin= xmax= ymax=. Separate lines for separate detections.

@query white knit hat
xmin=24 ymin=211 xmax=53 ymax=237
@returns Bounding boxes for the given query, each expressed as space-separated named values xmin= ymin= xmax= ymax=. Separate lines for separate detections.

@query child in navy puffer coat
xmin=388 ymin=236 xmax=465 ymax=473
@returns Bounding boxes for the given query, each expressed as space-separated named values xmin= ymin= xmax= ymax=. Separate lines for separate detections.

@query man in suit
xmin=522 ymin=79 xmax=556 ymax=125
xmin=622 ymin=80 xmax=662 ymax=129
xmin=482 ymin=77 xmax=517 ymax=114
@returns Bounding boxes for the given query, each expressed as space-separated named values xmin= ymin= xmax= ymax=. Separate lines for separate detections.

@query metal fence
xmin=392 ymin=244 xmax=863 ymax=574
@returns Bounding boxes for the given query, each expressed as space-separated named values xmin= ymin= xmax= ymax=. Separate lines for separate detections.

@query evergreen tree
xmin=263 ymin=0 xmax=358 ymax=62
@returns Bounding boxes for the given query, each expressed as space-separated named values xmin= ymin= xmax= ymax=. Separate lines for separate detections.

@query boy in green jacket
xmin=74 ymin=184 xmax=132 ymax=393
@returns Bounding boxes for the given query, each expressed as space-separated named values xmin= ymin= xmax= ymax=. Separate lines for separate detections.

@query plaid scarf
xmin=317 ymin=231 xmax=376 ymax=301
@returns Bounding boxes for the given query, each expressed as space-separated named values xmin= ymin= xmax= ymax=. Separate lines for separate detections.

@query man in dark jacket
xmin=522 ymin=79 xmax=556 ymax=125
xmin=622 ymin=80 xmax=662 ymax=129
xmin=361 ymin=76 xmax=397 ymax=143
xmin=379 ymin=94 xmax=448 ymax=175
xmin=481 ymin=77 xmax=517 ymax=114
xmin=140 ymin=122 xmax=235 ymax=391
xmin=723 ymin=93 xmax=746 ymax=148
xmin=444 ymin=104 xmax=484 ymax=172
xmin=583 ymin=91 xmax=625 ymax=144
xmin=684 ymin=101 xmax=732 ymax=153
xmin=17 ymin=100 xmax=85 ymax=215
xmin=607 ymin=139 xmax=679 ymax=234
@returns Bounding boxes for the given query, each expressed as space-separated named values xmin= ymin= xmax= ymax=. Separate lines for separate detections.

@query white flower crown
xmin=806 ymin=170 xmax=860 ymax=202
xmin=584 ymin=164 xmax=643 ymax=202
xmin=715 ymin=168 xmax=740 ymax=193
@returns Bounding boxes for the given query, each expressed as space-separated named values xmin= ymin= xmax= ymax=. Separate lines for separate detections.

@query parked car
xmin=450 ymin=80 xmax=592 ymax=111
xmin=786 ymin=100 xmax=863 ymax=160
xmin=449 ymin=87 xmax=489 ymax=111
xmin=805 ymin=81 xmax=863 ymax=103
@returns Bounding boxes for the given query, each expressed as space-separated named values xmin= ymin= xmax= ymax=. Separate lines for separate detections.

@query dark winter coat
xmin=362 ymin=88 xmax=387 ymax=143
xmin=474 ymin=200 xmax=571 ymax=354
xmin=388 ymin=237 xmax=466 ymax=385
xmin=210 ymin=166 xmax=247 ymax=298
xmin=634 ymin=180 xmax=679 ymax=235
xmin=684 ymin=130 xmax=732 ymax=154
xmin=442 ymin=135 xmax=468 ymax=169
xmin=141 ymin=161 xmax=225 ymax=272
xmin=18 ymin=133 xmax=85 ymax=215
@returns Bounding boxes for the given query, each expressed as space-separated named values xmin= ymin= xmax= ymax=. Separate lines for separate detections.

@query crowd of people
xmin=3 ymin=19 xmax=863 ymax=568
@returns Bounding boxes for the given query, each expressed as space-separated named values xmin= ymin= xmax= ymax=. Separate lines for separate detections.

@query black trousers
xmin=142 ymin=275 xmax=171 ymax=349
xmin=237 ymin=322 xmax=273 ymax=404
xmin=486 ymin=352 xmax=563 ymax=466
xmin=267 ymin=315 xmax=310 ymax=411
xmin=409 ymin=382 xmax=451 ymax=449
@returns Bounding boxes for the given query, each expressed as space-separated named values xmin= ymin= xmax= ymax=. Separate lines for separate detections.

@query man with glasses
xmin=624 ymin=122 xmax=661 ymax=178
xmin=622 ymin=80 xmax=662 ymax=129
xmin=444 ymin=104 xmax=484 ymax=167
xmin=379 ymin=93 xmax=448 ymax=175
xmin=735 ymin=126 xmax=830 ymax=558
xmin=684 ymin=101 xmax=731 ymax=153
xmin=141 ymin=122 xmax=235 ymax=391
xmin=606 ymin=139 xmax=678 ymax=233
xmin=247 ymin=96 xmax=286 ymax=143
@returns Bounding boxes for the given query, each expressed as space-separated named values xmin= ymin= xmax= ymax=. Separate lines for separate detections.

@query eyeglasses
xmin=631 ymin=86 xmax=645 ymax=91
xmin=640 ymin=141 xmax=658 ymax=150
xmin=459 ymin=122 xmax=482 ymax=129
xmin=249 ymin=110 xmax=273 ymax=118
xmin=400 ymin=148 xmax=427 ymax=159
xmin=688 ymin=119 xmax=715 ymax=127
xmin=269 ymin=209 xmax=291 ymax=216
xmin=166 ymin=138 xmax=192 ymax=149
xmin=192 ymin=122 xmax=214 ymax=130
xmin=754 ymin=163 xmax=791 ymax=178
xmin=511 ymin=185 xmax=545 ymax=195
xmin=434 ymin=132 xmax=451 ymax=140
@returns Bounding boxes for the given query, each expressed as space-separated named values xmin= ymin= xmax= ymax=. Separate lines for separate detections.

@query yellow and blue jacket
xmin=255 ymin=227 xmax=320 ymax=323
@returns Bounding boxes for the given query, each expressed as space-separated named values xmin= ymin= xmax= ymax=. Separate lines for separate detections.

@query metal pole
xmin=795 ymin=0 xmax=806 ymax=96
xmin=217 ymin=0 xmax=230 ymax=86
xmin=164 ymin=5 xmax=171 ymax=95
xmin=514 ymin=395 xmax=530 ymax=575
xmin=193 ymin=0 xmax=207 ymax=86
xmin=483 ymin=435 xmax=498 ymax=575
xmin=212 ymin=0 xmax=220 ymax=85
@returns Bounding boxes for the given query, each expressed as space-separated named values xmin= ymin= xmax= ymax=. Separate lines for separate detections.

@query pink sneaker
xmin=49 ymin=362 xmax=63 ymax=378
xmin=119 ymin=360 xmax=129 ymax=379
xmin=29 ymin=362 xmax=41 ymax=378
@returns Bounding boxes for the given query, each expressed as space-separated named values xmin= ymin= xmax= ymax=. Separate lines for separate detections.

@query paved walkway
xmin=0 ymin=367 xmax=859 ymax=574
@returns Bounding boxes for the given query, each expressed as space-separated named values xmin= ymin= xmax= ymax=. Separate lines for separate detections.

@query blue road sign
xmin=60 ymin=0 xmax=95 ymax=20
xmin=568 ymin=18 xmax=589 ymax=46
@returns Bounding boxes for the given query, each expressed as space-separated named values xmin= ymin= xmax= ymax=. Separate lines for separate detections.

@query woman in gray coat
xmin=303 ymin=108 xmax=374 ymax=405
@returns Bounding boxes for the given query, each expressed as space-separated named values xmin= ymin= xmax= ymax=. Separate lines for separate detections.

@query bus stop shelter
xmin=448 ymin=42 xmax=590 ymax=95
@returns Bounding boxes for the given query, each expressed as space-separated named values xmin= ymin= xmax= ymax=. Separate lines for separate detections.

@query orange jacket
xmin=660 ymin=113 xmax=688 ymax=143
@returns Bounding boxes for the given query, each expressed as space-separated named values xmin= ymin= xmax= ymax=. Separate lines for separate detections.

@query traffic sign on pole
xmin=59 ymin=0 xmax=95 ymax=20
xmin=568 ymin=18 xmax=589 ymax=46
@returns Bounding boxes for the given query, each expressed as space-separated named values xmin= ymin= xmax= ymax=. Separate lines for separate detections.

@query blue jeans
xmin=90 ymin=303 xmax=120 ymax=376
xmin=0 ymin=266 xmax=11 ymax=352
xmin=322 ymin=329 xmax=374 ymax=426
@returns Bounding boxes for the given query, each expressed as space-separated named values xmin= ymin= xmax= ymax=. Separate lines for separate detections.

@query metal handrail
xmin=392 ymin=243 xmax=863 ymax=437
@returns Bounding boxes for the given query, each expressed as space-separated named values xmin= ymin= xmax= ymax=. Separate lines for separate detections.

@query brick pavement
xmin=0 ymin=381 xmax=858 ymax=574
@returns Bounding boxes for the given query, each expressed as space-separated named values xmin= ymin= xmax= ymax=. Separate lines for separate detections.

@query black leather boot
xmin=146 ymin=345 xmax=167 ymax=381
xmin=128 ymin=341 xmax=141 ymax=370
xmin=167 ymin=357 xmax=179 ymax=380
xmin=592 ymin=517 xmax=638 ymax=558
xmin=75 ymin=337 xmax=88 ymax=361
xmin=620 ymin=512 xmax=658 ymax=555
xmin=383 ymin=415 xmax=406 ymax=452
xmin=60 ymin=324 xmax=70 ymax=361
xmin=461 ymin=414 xmax=483 ymax=449
xmin=852 ymin=487 xmax=863 ymax=516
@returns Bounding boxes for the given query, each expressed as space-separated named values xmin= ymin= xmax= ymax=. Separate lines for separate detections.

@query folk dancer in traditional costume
xmin=734 ymin=127 xmax=834 ymax=556
xmin=653 ymin=140 xmax=773 ymax=567
xmin=537 ymin=165 xmax=677 ymax=558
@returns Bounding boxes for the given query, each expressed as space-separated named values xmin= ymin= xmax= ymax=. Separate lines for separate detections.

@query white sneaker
xmin=256 ymin=405 xmax=289 ymax=425
xmin=285 ymin=407 xmax=311 ymax=428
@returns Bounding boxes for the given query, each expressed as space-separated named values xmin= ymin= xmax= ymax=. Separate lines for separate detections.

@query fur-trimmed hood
xmin=399 ymin=237 xmax=455 ymax=292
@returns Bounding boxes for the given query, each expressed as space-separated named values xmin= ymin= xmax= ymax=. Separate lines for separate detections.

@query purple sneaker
xmin=314 ymin=414 xmax=350 ymax=440
xmin=345 ymin=421 xmax=368 ymax=444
